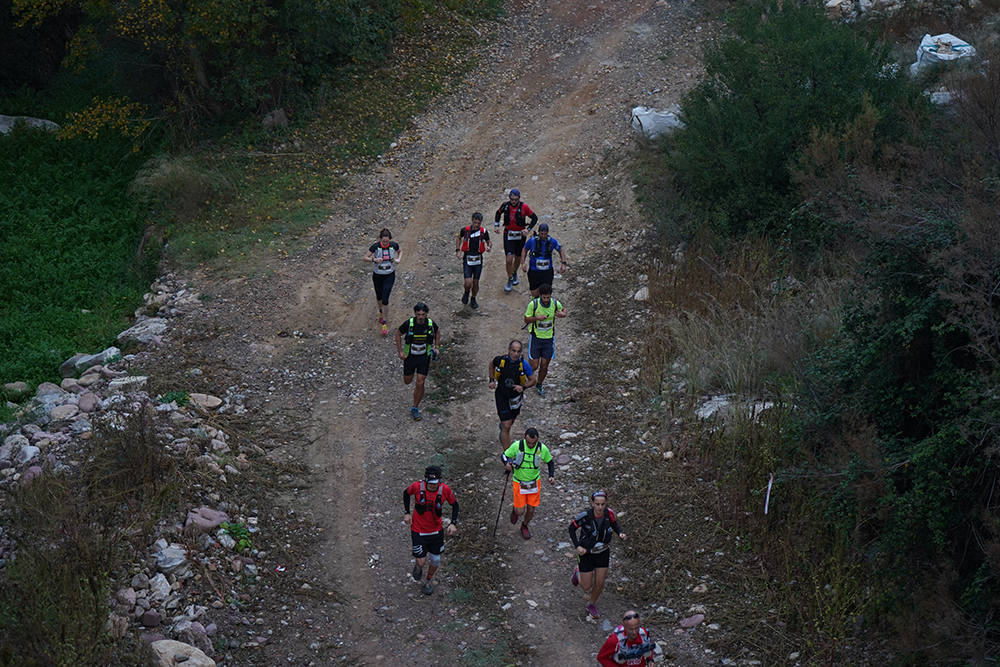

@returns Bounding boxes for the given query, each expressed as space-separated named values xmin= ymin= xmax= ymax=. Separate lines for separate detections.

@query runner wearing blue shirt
xmin=520 ymin=223 xmax=567 ymax=298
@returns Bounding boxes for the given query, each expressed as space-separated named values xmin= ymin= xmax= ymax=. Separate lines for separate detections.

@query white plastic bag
xmin=909 ymin=33 xmax=975 ymax=76
xmin=630 ymin=106 xmax=684 ymax=139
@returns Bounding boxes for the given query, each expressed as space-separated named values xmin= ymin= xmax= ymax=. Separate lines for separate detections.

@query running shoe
xmin=461 ymin=291 xmax=469 ymax=305
xmin=520 ymin=523 xmax=531 ymax=540
xmin=504 ymin=279 xmax=513 ymax=293
xmin=410 ymin=406 xmax=422 ymax=421
xmin=587 ymin=603 xmax=599 ymax=618
xmin=571 ymin=566 xmax=579 ymax=587
xmin=381 ymin=322 xmax=388 ymax=336
xmin=510 ymin=507 xmax=518 ymax=524
xmin=423 ymin=581 xmax=434 ymax=595
xmin=511 ymin=274 xmax=520 ymax=286
xmin=470 ymin=298 xmax=479 ymax=310
xmin=536 ymin=384 xmax=545 ymax=396
xmin=412 ymin=563 xmax=423 ymax=581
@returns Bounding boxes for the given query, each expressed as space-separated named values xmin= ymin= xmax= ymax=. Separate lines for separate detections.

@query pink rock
xmin=183 ymin=506 xmax=230 ymax=537
xmin=78 ymin=393 xmax=100 ymax=413
xmin=20 ymin=466 xmax=43 ymax=485
xmin=679 ymin=613 xmax=705 ymax=628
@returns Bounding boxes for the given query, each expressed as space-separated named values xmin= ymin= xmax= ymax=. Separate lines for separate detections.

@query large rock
xmin=16 ymin=445 xmax=40 ymax=465
xmin=0 ymin=115 xmax=60 ymax=135
xmin=2 ymin=381 xmax=29 ymax=398
xmin=188 ymin=393 xmax=222 ymax=410
xmin=108 ymin=376 xmax=149 ymax=393
xmin=1 ymin=434 xmax=28 ymax=462
xmin=148 ymin=573 xmax=171 ymax=603
xmin=78 ymin=393 xmax=100 ymax=413
xmin=148 ymin=639 xmax=216 ymax=667
xmin=59 ymin=354 xmax=87 ymax=378
xmin=74 ymin=347 xmax=121 ymax=373
xmin=49 ymin=404 xmax=80 ymax=421
xmin=117 ymin=318 xmax=168 ymax=346
xmin=155 ymin=543 xmax=189 ymax=575
xmin=184 ymin=507 xmax=230 ymax=537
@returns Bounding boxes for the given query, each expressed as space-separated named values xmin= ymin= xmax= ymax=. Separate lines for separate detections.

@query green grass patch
xmin=0 ymin=127 xmax=157 ymax=385
xmin=150 ymin=5 xmax=494 ymax=272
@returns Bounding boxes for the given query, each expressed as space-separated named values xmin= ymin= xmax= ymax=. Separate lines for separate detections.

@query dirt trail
xmin=176 ymin=1 xmax=718 ymax=664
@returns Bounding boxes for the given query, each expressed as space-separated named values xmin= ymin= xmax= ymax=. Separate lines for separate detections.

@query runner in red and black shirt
xmin=403 ymin=466 xmax=459 ymax=595
xmin=494 ymin=188 xmax=538 ymax=292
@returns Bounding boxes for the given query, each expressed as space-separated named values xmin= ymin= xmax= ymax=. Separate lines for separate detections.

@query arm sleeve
xmin=526 ymin=209 xmax=538 ymax=229
xmin=450 ymin=499 xmax=459 ymax=524
xmin=495 ymin=205 xmax=503 ymax=223
xmin=547 ymin=459 xmax=555 ymax=478
xmin=369 ymin=243 xmax=378 ymax=252
xmin=568 ymin=518 xmax=581 ymax=547
xmin=596 ymin=634 xmax=620 ymax=666
xmin=403 ymin=488 xmax=411 ymax=513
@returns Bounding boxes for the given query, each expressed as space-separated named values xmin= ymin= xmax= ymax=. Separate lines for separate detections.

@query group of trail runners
xmin=366 ymin=189 xmax=655 ymax=664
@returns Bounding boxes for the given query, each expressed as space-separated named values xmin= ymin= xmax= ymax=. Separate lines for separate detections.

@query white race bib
xmin=465 ymin=254 xmax=482 ymax=266
xmin=534 ymin=258 xmax=551 ymax=270
xmin=409 ymin=343 xmax=427 ymax=355
xmin=518 ymin=479 xmax=539 ymax=494
xmin=536 ymin=319 xmax=553 ymax=330
xmin=509 ymin=393 xmax=523 ymax=409
xmin=506 ymin=230 xmax=522 ymax=240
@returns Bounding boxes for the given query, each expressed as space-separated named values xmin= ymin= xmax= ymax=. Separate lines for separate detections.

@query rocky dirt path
xmin=169 ymin=0 xmax=721 ymax=664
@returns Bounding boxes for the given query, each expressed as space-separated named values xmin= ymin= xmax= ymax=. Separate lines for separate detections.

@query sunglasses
xmin=623 ymin=613 xmax=640 ymax=621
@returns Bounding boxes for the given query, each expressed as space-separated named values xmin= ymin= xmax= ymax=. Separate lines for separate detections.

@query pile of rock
xmin=0 ymin=274 xmax=256 ymax=664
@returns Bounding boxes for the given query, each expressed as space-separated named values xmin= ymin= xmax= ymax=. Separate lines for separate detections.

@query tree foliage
xmin=669 ymin=0 xmax=911 ymax=238
xmin=8 ymin=0 xmax=403 ymax=120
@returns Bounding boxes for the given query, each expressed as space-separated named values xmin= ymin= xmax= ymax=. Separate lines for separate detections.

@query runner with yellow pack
xmin=524 ymin=283 xmax=567 ymax=396
xmin=500 ymin=427 xmax=554 ymax=540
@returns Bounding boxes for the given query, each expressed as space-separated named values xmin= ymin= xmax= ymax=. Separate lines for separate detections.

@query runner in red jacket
xmin=597 ymin=610 xmax=655 ymax=666
xmin=494 ymin=188 xmax=538 ymax=292
xmin=403 ymin=466 xmax=459 ymax=595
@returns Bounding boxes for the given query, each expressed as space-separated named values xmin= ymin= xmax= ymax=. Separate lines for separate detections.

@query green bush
xmin=0 ymin=126 xmax=157 ymax=384
xmin=669 ymin=0 xmax=912 ymax=238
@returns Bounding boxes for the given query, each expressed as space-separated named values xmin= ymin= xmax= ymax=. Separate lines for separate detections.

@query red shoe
xmin=520 ymin=523 xmax=531 ymax=540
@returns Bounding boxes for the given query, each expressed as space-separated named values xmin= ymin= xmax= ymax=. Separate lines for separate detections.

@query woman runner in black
xmin=364 ymin=228 xmax=401 ymax=335
xmin=568 ymin=490 xmax=627 ymax=619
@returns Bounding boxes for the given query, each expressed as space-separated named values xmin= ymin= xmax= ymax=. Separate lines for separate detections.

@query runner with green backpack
xmin=395 ymin=302 xmax=440 ymax=421
xmin=524 ymin=283 xmax=567 ymax=396
xmin=500 ymin=427 xmax=554 ymax=540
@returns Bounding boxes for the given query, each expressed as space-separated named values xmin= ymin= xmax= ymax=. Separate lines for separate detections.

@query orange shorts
xmin=512 ymin=479 xmax=541 ymax=508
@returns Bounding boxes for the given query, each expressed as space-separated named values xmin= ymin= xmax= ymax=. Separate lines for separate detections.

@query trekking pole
xmin=491 ymin=469 xmax=511 ymax=541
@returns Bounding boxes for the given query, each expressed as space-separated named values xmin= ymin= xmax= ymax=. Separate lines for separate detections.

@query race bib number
xmin=534 ymin=258 xmax=551 ymax=270
xmin=536 ymin=319 xmax=553 ymax=330
xmin=508 ymin=393 xmax=523 ymax=410
xmin=465 ymin=254 xmax=482 ymax=266
xmin=518 ymin=479 xmax=539 ymax=494
xmin=506 ymin=230 xmax=522 ymax=240
xmin=590 ymin=541 xmax=608 ymax=553
xmin=377 ymin=262 xmax=394 ymax=271
xmin=409 ymin=343 xmax=428 ymax=355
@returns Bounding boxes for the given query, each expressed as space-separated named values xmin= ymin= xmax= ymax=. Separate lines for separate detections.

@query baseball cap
xmin=537 ymin=222 xmax=549 ymax=231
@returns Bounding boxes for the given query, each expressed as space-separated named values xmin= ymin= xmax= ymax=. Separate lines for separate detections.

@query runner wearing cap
xmin=395 ymin=303 xmax=440 ymax=421
xmin=494 ymin=189 xmax=538 ymax=292
xmin=403 ymin=465 xmax=459 ymax=595
xmin=568 ymin=490 xmax=626 ymax=618
xmin=500 ymin=427 xmax=554 ymax=540
xmin=524 ymin=283 xmax=566 ymax=397
xmin=455 ymin=212 xmax=492 ymax=309
xmin=520 ymin=222 xmax=566 ymax=298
